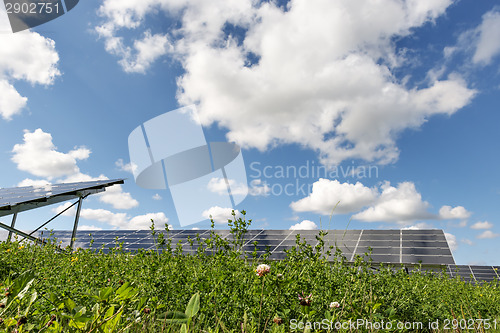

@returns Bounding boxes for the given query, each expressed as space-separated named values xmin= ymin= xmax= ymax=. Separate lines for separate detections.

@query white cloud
xmin=96 ymin=0 xmax=475 ymax=165
xmin=353 ymin=182 xmax=435 ymax=223
xmin=0 ymin=8 xmax=60 ymax=120
xmin=129 ymin=212 xmax=170 ymax=229
xmin=10 ymin=131 xmax=140 ymax=217
xmin=53 ymin=202 xmax=76 ymax=216
xmin=11 ymin=129 xmax=139 ymax=210
xmin=62 ymin=172 xmax=107 ymax=183
xmin=207 ymin=177 xmax=268 ymax=197
xmin=401 ymin=222 xmax=435 ymax=230
xmin=290 ymin=179 xmax=377 ymax=215
xmin=0 ymin=79 xmax=27 ymax=120
xmin=248 ymin=179 xmax=270 ymax=196
xmin=79 ymin=208 xmax=128 ymax=227
xmin=444 ymin=232 xmax=458 ymax=251
xmin=77 ymin=208 xmax=170 ymax=230
xmin=461 ymin=239 xmax=474 ymax=246
xmin=11 ymin=129 xmax=90 ymax=179
xmin=472 ymin=10 xmax=500 ymax=65
xmin=289 ymin=220 xmax=318 ymax=230
xmin=471 ymin=221 xmax=493 ymax=230
xmin=207 ymin=177 xmax=248 ymax=196
xmin=78 ymin=225 xmax=103 ymax=231
xmin=68 ymin=147 xmax=91 ymax=160
xmin=152 ymin=193 xmax=162 ymax=200
xmin=439 ymin=205 xmax=471 ymax=220
xmin=293 ymin=179 xmax=472 ymax=225
xmin=476 ymin=230 xmax=500 ymax=239
xmin=201 ymin=206 xmax=240 ymax=224
xmin=53 ymin=204 xmax=169 ymax=230
xmin=115 ymin=159 xmax=137 ymax=174
xmin=119 ymin=31 xmax=171 ymax=73
xmin=98 ymin=184 xmax=139 ymax=210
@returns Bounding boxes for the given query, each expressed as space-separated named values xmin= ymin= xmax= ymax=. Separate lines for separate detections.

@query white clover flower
xmin=255 ymin=264 xmax=270 ymax=277
xmin=329 ymin=301 xmax=340 ymax=309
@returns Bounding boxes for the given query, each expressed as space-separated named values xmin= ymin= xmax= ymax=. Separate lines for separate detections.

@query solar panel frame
xmin=36 ymin=228 xmax=457 ymax=266
xmin=0 ymin=179 xmax=125 ymax=217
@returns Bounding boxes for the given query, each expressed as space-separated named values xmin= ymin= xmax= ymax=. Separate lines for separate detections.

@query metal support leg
xmin=7 ymin=212 xmax=17 ymax=242
xmin=70 ymin=196 xmax=83 ymax=250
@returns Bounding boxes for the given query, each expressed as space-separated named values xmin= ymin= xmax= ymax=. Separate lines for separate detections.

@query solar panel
xmin=34 ymin=229 xmax=456 ymax=265
xmin=0 ymin=179 xmax=125 ymax=217
xmin=9 ymin=228 xmax=498 ymax=282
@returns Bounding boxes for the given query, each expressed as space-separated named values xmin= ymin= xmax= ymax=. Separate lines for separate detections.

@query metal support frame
xmin=2 ymin=194 xmax=89 ymax=252
xmin=70 ymin=196 xmax=83 ymax=250
xmin=1 ymin=220 xmax=48 ymax=247
xmin=7 ymin=212 xmax=17 ymax=242
xmin=0 ymin=179 xmax=124 ymax=252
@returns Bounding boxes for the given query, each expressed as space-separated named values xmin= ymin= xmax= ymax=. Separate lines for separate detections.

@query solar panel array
xmin=0 ymin=179 xmax=124 ymax=217
xmin=36 ymin=229 xmax=454 ymax=264
xmin=20 ymin=228 xmax=500 ymax=282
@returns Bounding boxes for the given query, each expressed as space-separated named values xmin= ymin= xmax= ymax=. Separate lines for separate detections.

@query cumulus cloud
xmin=201 ymin=206 xmax=240 ymax=224
xmin=129 ymin=212 xmax=170 ymax=229
xmin=11 ymin=129 xmax=90 ymax=179
xmin=115 ymin=159 xmax=137 ymax=174
xmin=472 ymin=10 xmax=500 ymax=65
xmin=95 ymin=0 xmax=475 ymax=165
xmin=444 ymin=232 xmax=458 ymax=251
xmin=471 ymin=221 xmax=493 ymax=230
xmin=461 ymin=239 xmax=474 ymax=246
xmin=289 ymin=220 xmax=318 ymax=230
xmin=53 ymin=203 xmax=171 ymax=229
xmin=63 ymin=174 xmax=139 ymax=210
xmin=439 ymin=205 xmax=471 ymax=220
xmin=352 ymin=182 xmax=435 ymax=223
xmin=476 ymin=230 xmax=500 ymax=239
xmin=447 ymin=8 xmax=500 ymax=67
xmin=0 ymin=80 xmax=27 ymax=120
xmin=401 ymin=222 xmax=435 ymax=230
xmin=292 ymin=179 xmax=473 ymax=225
xmin=152 ymin=193 xmax=162 ymax=200
xmin=11 ymin=129 xmax=139 ymax=210
xmin=248 ymin=179 xmax=271 ymax=196
xmin=78 ymin=225 xmax=103 ymax=231
xmin=98 ymin=184 xmax=139 ymax=210
xmin=0 ymin=8 xmax=60 ymax=120
xmin=53 ymin=202 xmax=76 ymax=216
xmin=290 ymin=179 xmax=378 ymax=215
xmin=207 ymin=177 xmax=269 ymax=197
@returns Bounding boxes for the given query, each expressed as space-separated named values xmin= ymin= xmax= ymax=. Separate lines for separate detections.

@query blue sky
xmin=1 ymin=0 xmax=500 ymax=265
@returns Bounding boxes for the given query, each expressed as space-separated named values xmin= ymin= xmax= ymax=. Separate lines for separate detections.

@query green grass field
xmin=1 ymin=212 xmax=499 ymax=332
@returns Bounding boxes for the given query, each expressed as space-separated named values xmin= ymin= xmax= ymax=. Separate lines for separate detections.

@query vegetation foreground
xmin=0 ymin=212 xmax=499 ymax=332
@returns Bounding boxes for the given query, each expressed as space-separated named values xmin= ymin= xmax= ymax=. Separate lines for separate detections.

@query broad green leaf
xmin=185 ymin=293 xmax=200 ymax=318
xmin=104 ymin=305 xmax=115 ymax=320
xmin=103 ymin=307 xmax=123 ymax=333
xmin=64 ymin=298 xmax=76 ymax=312
xmin=98 ymin=287 xmax=114 ymax=301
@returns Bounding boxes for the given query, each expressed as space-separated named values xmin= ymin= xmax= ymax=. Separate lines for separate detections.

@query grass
xmin=0 ymin=210 xmax=499 ymax=332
